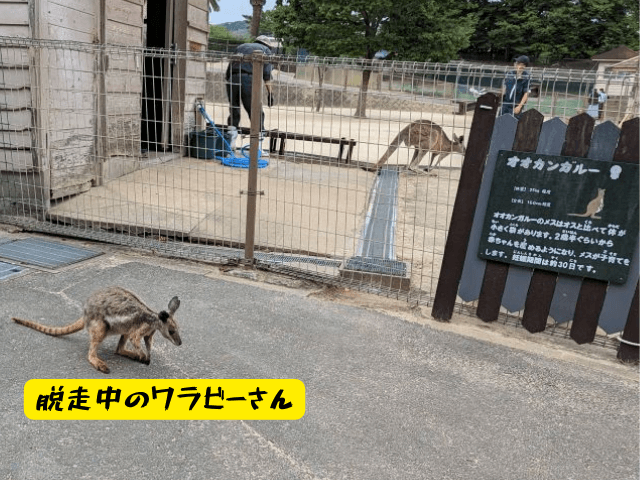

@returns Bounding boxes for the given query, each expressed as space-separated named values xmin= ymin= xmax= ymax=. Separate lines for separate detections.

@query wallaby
xmin=374 ymin=120 xmax=465 ymax=172
xmin=12 ymin=286 xmax=182 ymax=374
xmin=568 ymin=188 xmax=605 ymax=219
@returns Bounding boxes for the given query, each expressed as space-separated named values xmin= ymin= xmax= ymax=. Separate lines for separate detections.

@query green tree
xmin=241 ymin=13 xmax=273 ymax=37
xmin=209 ymin=25 xmax=237 ymax=41
xmin=249 ymin=0 xmax=266 ymax=37
xmin=462 ymin=0 xmax=500 ymax=59
xmin=382 ymin=0 xmax=478 ymax=62
xmin=466 ymin=0 xmax=639 ymax=64
xmin=267 ymin=0 xmax=476 ymax=117
xmin=573 ymin=0 xmax=639 ymax=54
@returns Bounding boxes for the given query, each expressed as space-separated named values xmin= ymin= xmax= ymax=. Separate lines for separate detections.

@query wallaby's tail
xmin=374 ymin=125 xmax=409 ymax=169
xmin=11 ymin=317 xmax=84 ymax=336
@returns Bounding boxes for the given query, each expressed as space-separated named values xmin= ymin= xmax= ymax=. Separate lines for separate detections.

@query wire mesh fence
xmin=0 ymin=36 xmax=637 ymax=347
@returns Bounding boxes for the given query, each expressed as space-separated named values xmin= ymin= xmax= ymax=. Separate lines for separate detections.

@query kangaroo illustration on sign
xmin=11 ymin=287 xmax=182 ymax=374
xmin=568 ymin=188 xmax=605 ymax=219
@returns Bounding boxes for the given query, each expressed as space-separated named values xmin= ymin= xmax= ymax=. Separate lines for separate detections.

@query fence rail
xmin=0 ymin=37 xmax=637 ymax=356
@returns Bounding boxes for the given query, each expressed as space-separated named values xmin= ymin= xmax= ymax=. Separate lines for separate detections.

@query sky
xmin=209 ymin=0 xmax=278 ymax=25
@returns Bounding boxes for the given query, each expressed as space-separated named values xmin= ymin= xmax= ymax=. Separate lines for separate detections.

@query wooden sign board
xmin=478 ymin=150 xmax=639 ymax=284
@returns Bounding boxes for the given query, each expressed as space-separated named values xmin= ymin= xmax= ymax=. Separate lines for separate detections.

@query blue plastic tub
xmin=189 ymin=127 xmax=232 ymax=160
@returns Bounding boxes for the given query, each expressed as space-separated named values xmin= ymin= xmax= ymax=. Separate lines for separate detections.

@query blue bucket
xmin=189 ymin=127 xmax=232 ymax=160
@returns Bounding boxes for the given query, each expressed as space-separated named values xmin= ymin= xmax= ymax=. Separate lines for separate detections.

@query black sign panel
xmin=478 ymin=150 xmax=639 ymax=284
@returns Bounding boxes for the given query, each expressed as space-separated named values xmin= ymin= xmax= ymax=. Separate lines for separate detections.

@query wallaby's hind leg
xmin=115 ymin=333 xmax=150 ymax=365
xmin=87 ymin=322 xmax=110 ymax=374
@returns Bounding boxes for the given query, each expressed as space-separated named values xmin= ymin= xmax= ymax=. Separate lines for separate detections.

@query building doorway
xmin=141 ymin=0 xmax=174 ymax=152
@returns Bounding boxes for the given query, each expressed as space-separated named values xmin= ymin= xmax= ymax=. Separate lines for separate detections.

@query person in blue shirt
xmin=500 ymin=55 xmax=531 ymax=118
xmin=225 ymin=35 xmax=276 ymax=132
xmin=597 ymin=88 xmax=607 ymax=120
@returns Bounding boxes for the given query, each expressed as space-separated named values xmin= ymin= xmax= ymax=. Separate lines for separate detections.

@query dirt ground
xmin=206 ymin=99 xmax=468 ymax=294
xmin=49 ymin=72 xmax=473 ymax=299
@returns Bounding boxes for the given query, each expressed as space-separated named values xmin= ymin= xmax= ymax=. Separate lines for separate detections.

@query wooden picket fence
xmin=432 ymin=93 xmax=639 ymax=363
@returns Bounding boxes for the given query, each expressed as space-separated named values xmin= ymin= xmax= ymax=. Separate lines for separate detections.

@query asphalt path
xmin=1 ymin=247 xmax=638 ymax=480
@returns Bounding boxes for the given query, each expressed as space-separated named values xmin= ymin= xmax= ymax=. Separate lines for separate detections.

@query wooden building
xmin=591 ymin=45 xmax=638 ymax=94
xmin=0 ymin=0 xmax=210 ymax=207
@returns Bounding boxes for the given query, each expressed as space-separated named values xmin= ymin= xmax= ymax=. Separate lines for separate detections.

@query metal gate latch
xmin=240 ymin=190 xmax=265 ymax=196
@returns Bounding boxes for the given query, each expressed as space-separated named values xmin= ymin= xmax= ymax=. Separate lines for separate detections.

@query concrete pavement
xmin=0 ymin=230 xmax=638 ymax=480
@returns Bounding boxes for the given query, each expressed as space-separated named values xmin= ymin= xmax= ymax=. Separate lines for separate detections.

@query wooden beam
xmin=171 ymin=0 xmax=188 ymax=150
xmin=476 ymin=109 xmax=544 ymax=323
xmin=431 ymin=93 xmax=499 ymax=321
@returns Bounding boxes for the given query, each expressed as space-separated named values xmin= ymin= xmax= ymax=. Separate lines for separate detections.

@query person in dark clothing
xmin=225 ymin=35 xmax=276 ymax=133
xmin=500 ymin=55 xmax=531 ymax=118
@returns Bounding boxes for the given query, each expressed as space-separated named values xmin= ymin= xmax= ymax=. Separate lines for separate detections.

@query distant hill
xmin=215 ymin=21 xmax=249 ymax=39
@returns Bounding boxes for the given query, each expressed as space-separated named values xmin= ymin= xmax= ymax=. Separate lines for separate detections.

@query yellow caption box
xmin=24 ymin=379 xmax=305 ymax=420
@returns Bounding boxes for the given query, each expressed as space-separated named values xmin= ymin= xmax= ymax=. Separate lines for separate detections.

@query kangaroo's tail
xmin=12 ymin=317 xmax=84 ymax=336
xmin=374 ymin=125 xmax=409 ymax=169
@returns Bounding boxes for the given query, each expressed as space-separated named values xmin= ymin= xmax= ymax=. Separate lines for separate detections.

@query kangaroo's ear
xmin=168 ymin=296 xmax=180 ymax=314
xmin=458 ymin=135 xmax=464 ymax=144
xmin=159 ymin=311 xmax=169 ymax=322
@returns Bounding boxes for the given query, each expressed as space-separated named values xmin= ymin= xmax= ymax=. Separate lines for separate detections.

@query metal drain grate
xmin=0 ymin=261 xmax=25 ymax=280
xmin=255 ymin=252 xmax=342 ymax=267
xmin=0 ymin=238 xmax=101 ymax=269
xmin=345 ymin=168 xmax=408 ymax=278
xmin=344 ymin=256 xmax=407 ymax=276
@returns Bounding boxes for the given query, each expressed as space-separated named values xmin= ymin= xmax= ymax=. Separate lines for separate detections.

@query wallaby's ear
xmin=168 ymin=296 xmax=180 ymax=314
xmin=159 ymin=310 xmax=169 ymax=322
xmin=458 ymin=135 xmax=464 ymax=144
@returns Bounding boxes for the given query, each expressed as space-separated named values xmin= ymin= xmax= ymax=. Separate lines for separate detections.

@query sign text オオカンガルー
xmin=478 ymin=150 xmax=639 ymax=284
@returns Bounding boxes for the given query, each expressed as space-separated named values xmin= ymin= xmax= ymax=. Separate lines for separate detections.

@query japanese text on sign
xmin=478 ymin=151 xmax=639 ymax=284
xmin=24 ymin=379 xmax=305 ymax=420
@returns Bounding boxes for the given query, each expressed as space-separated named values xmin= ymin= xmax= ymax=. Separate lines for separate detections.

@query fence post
xmin=550 ymin=92 xmax=558 ymax=117
xmin=476 ymin=109 xmax=544 ymax=324
xmin=611 ymin=117 xmax=639 ymax=360
xmin=568 ymin=117 xmax=635 ymax=344
xmin=618 ymin=284 xmax=639 ymax=363
xmin=517 ymin=114 xmax=595 ymax=338
xmin=244 ymin=51 xmax=264 ymax=262
xmin=95 ymin=4 xmax=107 ymax=187
xmin=431 ymin=93 xmax=500 ymax=320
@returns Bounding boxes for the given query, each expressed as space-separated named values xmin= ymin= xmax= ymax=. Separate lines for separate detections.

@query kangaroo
xmin=568 ymin=188 xmax=605 ymax=219
xmin=374 ymin=120 xmax=465 ymax=172
xmin=12 ymin=286 xmax=182 ymax=374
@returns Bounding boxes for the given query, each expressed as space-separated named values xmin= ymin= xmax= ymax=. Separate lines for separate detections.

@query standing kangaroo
xmin=12 ymin=286 xmax=182 ymax=374
xmin=374 ymin=120 xmax=465 ymax=172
